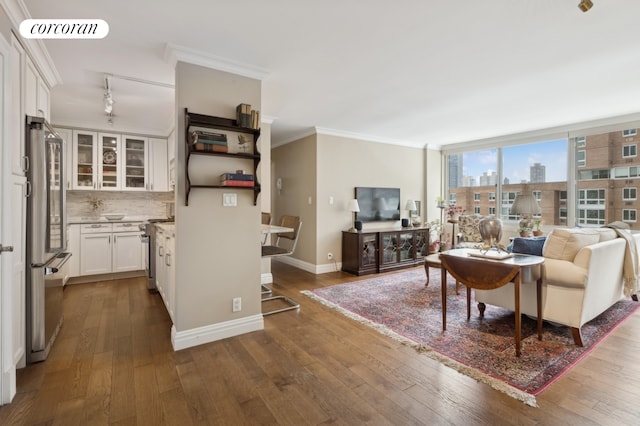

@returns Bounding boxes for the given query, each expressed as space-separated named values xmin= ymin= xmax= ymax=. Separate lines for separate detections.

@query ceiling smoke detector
xmin=578 ymin=0 xmax=593 ymax=12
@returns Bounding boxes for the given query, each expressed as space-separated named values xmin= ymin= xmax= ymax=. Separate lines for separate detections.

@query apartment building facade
xmin=448 ymin=127 xmax=640 ymax=231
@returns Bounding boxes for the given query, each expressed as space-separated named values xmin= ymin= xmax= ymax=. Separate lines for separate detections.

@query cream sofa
xmin=474 ymin=227 xmax=640 ymax=346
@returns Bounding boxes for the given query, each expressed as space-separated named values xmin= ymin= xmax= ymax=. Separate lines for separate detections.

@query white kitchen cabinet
xmin=98 ymin=132 xmax=121 ymax=190
xmin=72 ymin=130 xmax=98 ymax=190
xmin=24 ymin=54 xmax=49 ymax=121
xmin=10 ymin=35 xmax=26 ymax=177
xmin=79 ymin=222 xmax=143 ymax=276
xmin=122 ymin=135 xmax=147 ymax=191
xmin=112 ymin=232 xmax=144 ymax=272
xmin=148 ymin=137 xmax=168 ymax=191
xmin=155 ymin=227 xmax=166 ymax=298
xmin=67 ymin=224 xmax=80 ymax=278
xmin=163 ymin=230 xmax=175 ymax=321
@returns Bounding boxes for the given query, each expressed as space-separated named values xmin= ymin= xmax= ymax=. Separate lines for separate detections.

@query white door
xmin=80 ymin=234 xmax=112 ymax=275
xmin=0 ymin=31 xmax=18 ymax=404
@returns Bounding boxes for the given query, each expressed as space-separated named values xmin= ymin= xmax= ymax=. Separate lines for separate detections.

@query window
xmin=577 ymin=150 xmax=586 ymax=167
xmin=474 ymin=206 xmax=480 ymax=214
xmin=502 ymin=191 xmax=520 ymax=221
xmin=488 ymin=207 xmax=496 ymax=215
xmin=623 ymin=129 xmax=637 ymax=137
xmin=576 ymin=136 xmax=586 ymax=147
xmin=623 ymin=144 xmax=637 ymax=158
xmin=474 ymin=192 xmax=480 ymax=201
xmin=623 ymin=187 xmax=637 ymax=200
xmin=533 ymin=190 xmax=541 ymax=201
xmin=578 ymin=169 xmax=610 ymax=180
xmin=623 ymin=209 xmax=637 ymax=222
xmin=577 ymin=189 xmax=606 ymax=226
xmin=614 ymin=166 xmax=640 ymax=178
xmin=488 ymin=192 xmax=496 ymax=201
xmin=559 ymin=191 xmax=567 ymax=201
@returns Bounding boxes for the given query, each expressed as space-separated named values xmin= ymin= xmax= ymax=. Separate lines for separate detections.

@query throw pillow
xmin=511 ymin=236 xmax=546 ymax=256
xmin=542 ymin=228 xmax=600 ymax=261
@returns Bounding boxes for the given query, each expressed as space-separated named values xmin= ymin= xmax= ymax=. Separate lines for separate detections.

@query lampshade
xmin=347 ymin=199 xmax=360 ymax=213
xmin=405 ymin=199 xmax=417 ymax=211
xmin=510 ymin=194 xmax=541 ymax=215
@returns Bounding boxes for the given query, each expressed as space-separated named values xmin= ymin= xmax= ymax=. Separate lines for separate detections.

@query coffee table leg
xmin=514 ymin=273 xmax=521 ymax=357
xmin=466 ymin=286 xmax=471 ymax=320
xmin=441 ymin=267 xmax=447 ymax=331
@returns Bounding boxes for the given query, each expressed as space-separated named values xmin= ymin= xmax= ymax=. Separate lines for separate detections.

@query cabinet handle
xmin=113 ymin=235 xmax=117 ymax=244
xmin=93 ymin=182 xmax=97 ymax=189
xmin=108 ymin=235 xmax=111 ymax=244
xmin=165 ymin=253 xmax=171 ymax=266
xmin=159 ymin=246 xmax=164 ymax=256
xmin=24 ymin=181 xmax=32 ymax=198
xmin=22 ymin=156 xmax=29 ymax=172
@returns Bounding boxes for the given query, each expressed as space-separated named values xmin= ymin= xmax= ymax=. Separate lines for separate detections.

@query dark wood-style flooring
xmin=1 ymin=261 xmax=639 ymax=425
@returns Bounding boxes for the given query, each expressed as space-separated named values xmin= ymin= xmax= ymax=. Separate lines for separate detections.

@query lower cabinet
xmin=155 ymin=225 xmax=175 ymax=321
xmin=77 ymin=222 xmax=144 ymax=276
xmin=342 ymin=227 xmax=429 ymax=276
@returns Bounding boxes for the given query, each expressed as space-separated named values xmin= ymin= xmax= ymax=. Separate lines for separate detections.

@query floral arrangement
xmin=87 ymin=196 xmax=104 ymax=212
xmin=445 ymin=204 xmax=465 ymax=217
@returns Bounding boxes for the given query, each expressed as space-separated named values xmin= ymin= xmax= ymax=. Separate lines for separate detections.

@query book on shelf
xmin=251 ymin=110 xmax=260 ymax=129
xmin=236 ymin=103 xmax=251 ymax=128
xmin=191 ymin=130 xmax=227 ymax=144
xmin=193 ymin=142 xmax=228 ymax=153
xmin=220 ymin=173 xmax=254 ymax=181
xmin=220 ymin=179 xmax=255 ymax=187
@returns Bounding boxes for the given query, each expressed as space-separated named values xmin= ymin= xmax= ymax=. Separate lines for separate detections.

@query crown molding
xmin=1 ymin=0 xmax=63 ymax=87
xmin=315 ymin=126 xmax=426 ymax=149
xmin=164 ymin=43 xmax=269 ymax=81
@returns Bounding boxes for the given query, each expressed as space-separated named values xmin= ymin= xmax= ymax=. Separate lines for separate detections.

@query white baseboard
xmin=271 ymin=256 xmax=341 ymax=275
xmin=171 ymin=314 xmax=264 ymax=351
xmin=261 ymin=273 xmax=273 ymax=284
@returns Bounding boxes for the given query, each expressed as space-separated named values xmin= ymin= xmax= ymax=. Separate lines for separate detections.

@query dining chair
xmin=261 ymin=215 xmax=302 ymax=315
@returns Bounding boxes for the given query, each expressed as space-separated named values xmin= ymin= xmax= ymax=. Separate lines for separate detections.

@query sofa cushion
xmin=542 ymin=228 xmax=600 ymax=261
xmin=593 ymin=227 xmax=618 ymax=242
xmin=510 ymin=236 xmax=546 ymax=256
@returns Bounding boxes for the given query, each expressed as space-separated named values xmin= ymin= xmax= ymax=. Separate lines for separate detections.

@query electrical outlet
xmin=232 ymin=297 xmax=242 ymax=312
xmin=327 ymin=252 xmax=333 ymax=260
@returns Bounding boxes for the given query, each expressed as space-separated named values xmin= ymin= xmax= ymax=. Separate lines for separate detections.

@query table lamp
xmin=510 ymin=193 xmax=541 ymax=234
xmin=347 ymin=199 xmax=360 ymax=232
xmin=405 ymin=199 xmax=417 ymax=226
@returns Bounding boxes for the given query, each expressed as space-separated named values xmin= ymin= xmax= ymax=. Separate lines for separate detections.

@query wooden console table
xmin=439 ymin=248 xmax=544 ymax=357
xmin=342 ymin=227 xmax=429 ymax=276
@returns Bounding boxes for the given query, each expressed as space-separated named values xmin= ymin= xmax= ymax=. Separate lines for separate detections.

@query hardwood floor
xmin=1 ymin=262 xmax=639 ymax=425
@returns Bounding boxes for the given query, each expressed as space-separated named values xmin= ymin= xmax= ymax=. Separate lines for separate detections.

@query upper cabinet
xmin=24 ymin=55 xmax=50 ymax=121
xmin=69 ymin=128 xmax=169 ymax=192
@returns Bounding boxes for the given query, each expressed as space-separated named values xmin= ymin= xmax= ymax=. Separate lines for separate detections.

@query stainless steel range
xmin=140 ymin=218 xmax=173 ymax=291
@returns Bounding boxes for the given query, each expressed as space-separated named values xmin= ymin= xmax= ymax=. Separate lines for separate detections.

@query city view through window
xmin=446 ymin=127 xmax=640 ymax=231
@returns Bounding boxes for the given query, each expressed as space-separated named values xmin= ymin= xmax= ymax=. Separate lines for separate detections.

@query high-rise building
xmin=448 ymin=154 xmax=463 ymax=188
xmin=530 ymin=162 xmax=545 ymax=183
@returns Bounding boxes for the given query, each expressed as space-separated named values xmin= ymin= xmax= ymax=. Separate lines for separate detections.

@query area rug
xmin=301 ymin=269 xmax=640 ymax=407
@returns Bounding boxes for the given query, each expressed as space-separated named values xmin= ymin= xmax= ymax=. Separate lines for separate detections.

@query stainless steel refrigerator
xmin=25 ymin=116 xmax=71 ymax=364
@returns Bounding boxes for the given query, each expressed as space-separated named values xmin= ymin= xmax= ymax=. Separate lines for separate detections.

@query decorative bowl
xmin=103 ymin=213 xmax=125 ymax=221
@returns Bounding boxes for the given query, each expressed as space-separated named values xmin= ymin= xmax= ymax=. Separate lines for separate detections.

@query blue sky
xmin=462 ymin=138 xmax=568 ymax=184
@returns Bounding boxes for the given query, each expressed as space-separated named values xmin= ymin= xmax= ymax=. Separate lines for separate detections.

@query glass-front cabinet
xmin=99 ymin=133 xmax=120 ymax=189
xmin=123 ymin=136 xmax=148 ymax=191
xmin=72 ymin=130 xmax=98 ymax=190
xmin=380 ymin=231 xmax=415 ymax=270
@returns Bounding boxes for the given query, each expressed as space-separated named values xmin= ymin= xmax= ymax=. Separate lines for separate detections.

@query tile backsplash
xmin=68 ymin=191 xmax=174 ymax=219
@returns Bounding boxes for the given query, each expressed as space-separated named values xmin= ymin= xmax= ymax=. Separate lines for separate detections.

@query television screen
xmin=354 ymin=187 xmax=401 ymax=222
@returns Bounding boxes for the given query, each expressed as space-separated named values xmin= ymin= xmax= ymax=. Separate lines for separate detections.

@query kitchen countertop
xmin=67 ymin=215 xmax=169 ymax=225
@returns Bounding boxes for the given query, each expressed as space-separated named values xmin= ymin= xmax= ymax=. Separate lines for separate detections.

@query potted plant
xmin=532 ymin=219 xmax=543 ymax=236
xmin=517 ymin=226 xmax=531 ymax=237
xmin=445 ymin=204 xmax=465 ymax=221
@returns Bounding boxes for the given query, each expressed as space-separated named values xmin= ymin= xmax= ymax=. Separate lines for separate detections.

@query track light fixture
xmin=104 ymin=74 xmax=114 ymax=114
xmin=578 ymin=0 xmax=593 ymax=12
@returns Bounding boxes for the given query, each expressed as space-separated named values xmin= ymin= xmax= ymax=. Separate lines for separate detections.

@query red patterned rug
xmin=301 ymin=268 xmax=640 ymax=407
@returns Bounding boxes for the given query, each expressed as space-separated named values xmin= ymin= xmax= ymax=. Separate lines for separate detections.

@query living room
xmin=2 ymin=1 xmax=640 ymax=423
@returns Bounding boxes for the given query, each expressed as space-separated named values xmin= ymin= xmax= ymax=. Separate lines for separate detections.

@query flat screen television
xmin=354 ymin=187 xmax=401 ymax=222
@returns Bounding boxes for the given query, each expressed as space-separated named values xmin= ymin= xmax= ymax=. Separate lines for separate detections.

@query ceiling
xmin=19 ymin=0 xmax=640 ymax=147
